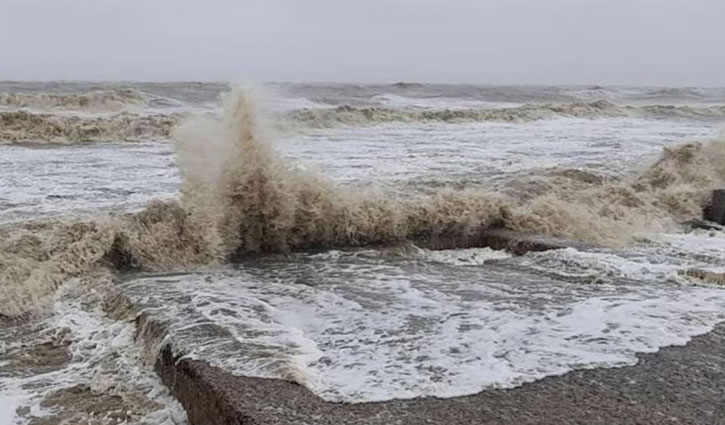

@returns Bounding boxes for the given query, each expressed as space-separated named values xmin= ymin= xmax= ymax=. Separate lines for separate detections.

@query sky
xmin=1 ymin=0 xmax=723 ymax=85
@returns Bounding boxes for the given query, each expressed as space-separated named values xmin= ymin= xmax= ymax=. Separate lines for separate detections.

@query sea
xmin=1 ymin=81 xmax=725 ymax=424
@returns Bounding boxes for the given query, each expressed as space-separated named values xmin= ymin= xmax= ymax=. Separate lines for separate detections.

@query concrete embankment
xmin=152 ymin=324 xmax=725 ymax=425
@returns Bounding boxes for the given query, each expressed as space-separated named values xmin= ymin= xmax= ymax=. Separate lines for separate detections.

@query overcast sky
xmin=1 ymin=0 xmax=723 ymax=85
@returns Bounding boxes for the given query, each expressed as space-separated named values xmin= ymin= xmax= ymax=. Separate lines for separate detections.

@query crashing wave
xmin=0 ymin=111 xmax=183 ymax=143
xmin=1 ymin=88 xmax=724 ymax=318
xmin=0 ymin=89 xmax=146 ymax=111
xmin=0 ymin=201 xmax=213 ymax=318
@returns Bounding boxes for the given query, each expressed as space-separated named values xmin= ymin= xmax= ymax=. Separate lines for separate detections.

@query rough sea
xmin=1 ymin=82 xmax=724 ymax=424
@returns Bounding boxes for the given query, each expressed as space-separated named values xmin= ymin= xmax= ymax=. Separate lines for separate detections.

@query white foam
xmin=1 ymin=110 xmax=717 ymax=224
xmin=122 ymin=242 xmax=725 ymax=403
xmin=282 ymin=117 xmax=718 ymax=187
xmin=415 ymin=246 xmax=512 ymax=265
xmin=0 ymin=282 xmax=188 ymax=424
xmin=657 ymin=229 xmax=725 ymax=259
xmin=0 ymin=392 xmax=26 ymax=425
xmin=2 ymin=85 xmax=725 ymax=416
xmin=0 ymin=142 xmax=179 ymax=224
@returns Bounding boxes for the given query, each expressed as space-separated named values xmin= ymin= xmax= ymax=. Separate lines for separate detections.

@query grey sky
xmin=1 ymin=0 xmax=723 ymax=85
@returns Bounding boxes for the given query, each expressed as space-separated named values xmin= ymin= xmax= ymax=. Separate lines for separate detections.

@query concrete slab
xmin=152 ymin=323 xmax=725 ymax=425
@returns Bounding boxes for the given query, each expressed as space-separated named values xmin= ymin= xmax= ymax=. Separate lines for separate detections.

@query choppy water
xmin=1 ymin=82 xmax=725 ymax=423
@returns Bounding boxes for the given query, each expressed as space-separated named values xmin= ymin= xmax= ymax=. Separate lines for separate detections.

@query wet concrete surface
xmin=156 ymin=322 xmax=725 ymax=425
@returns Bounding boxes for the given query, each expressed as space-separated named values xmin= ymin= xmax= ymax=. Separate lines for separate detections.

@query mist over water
xmin=1 ymin=82 xmax=725 ymax=421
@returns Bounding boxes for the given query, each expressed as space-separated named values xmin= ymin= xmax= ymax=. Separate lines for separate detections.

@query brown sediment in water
xmin=23 ymin=384 xmax=161 ymax=425
xmin=284 ymin=100 xmax=622 ymax=126
xmin=179 ymin=90 xmax=724 ymax=255
xmin=0 ymin=202 xmax=213 ymax=318
xmin=681 ymin=269 xmax=725 ymax=285
xmin=0 ymin=288 xmax=181 ymax=425
xmin=0 ymin=89 xmax=146 ymax=111
xmin=0 ymin=110 xmax=183 ymax=143
xmin=284 ymin=101 xmax=725 ymax=128
xmin=0 ymin=322 xmax=71 ymax=378
xmin=1 ymin=89 xmax=724 ymax=319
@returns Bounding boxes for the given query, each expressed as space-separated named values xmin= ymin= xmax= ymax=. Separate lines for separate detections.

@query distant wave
xmin=0 ymin=89 xmax=147 ymax=112
xmin=3 ymin=100 xmax=724 ymax=144
xmin=389 ymin=82 xmax=426 ymax=89
xmin=285 ymin=100 xmax=620 ymax=126
xmin=0 ymin=111 xmax=183 ymax=143
xmin=642 ymin=87 xmax=705 ymax=100
xmin=638 ymin=104 xmax=725 ymax=118
xmin=284 ymin=101 xmax=725 ymax=127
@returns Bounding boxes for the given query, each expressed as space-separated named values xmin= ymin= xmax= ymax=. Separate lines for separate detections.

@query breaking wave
xmin=0 ymin=111 xmax=183 ymax=143
xmin=1 ymin=88 xmax=724 ymax=318
xmin=638 ymin=104 xmax=725 ymax=119
xmin=285 ymin=101 xmax=620 ymax=126
xmin=285 ymin=101 xmax=725 ymax=127
xmin=3 ymin=97 xmax=723 ymax=145
xmin=0 ymin=202 xmax=213 ymax=317
xmin=0 ymin=89 xmax=146 ymax=111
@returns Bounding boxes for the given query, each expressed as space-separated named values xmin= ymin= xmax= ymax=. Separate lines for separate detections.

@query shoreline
xmin=156 ymin=320 xmax=725 ymax=425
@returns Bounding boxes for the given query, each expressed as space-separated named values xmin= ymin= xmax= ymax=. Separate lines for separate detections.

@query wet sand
xmin=157 ymin=322 xmax=725 ymax=425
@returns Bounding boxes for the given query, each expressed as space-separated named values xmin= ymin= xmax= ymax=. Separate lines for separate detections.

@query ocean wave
xmin=0 ymin=111 xmax=183 ymax=143
xmin=3 ymin=102 xmax=722 ymax=145
xmin=638 ymin=104 xmax=725 ymax=119
xmin=284 ymin=100 xmax=621 ymax=126
xmin=2 ymin=88 xmax=724 ymax=318
xmin=641 ymin=87 xmax=705 ymax=100
xmin=389 ymin=82 xmax=427 ymax=89
xmin=284 ymin=101 xmax=725 ymax=127
xmin=0 ymin=89 xmax=146 ymax=112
